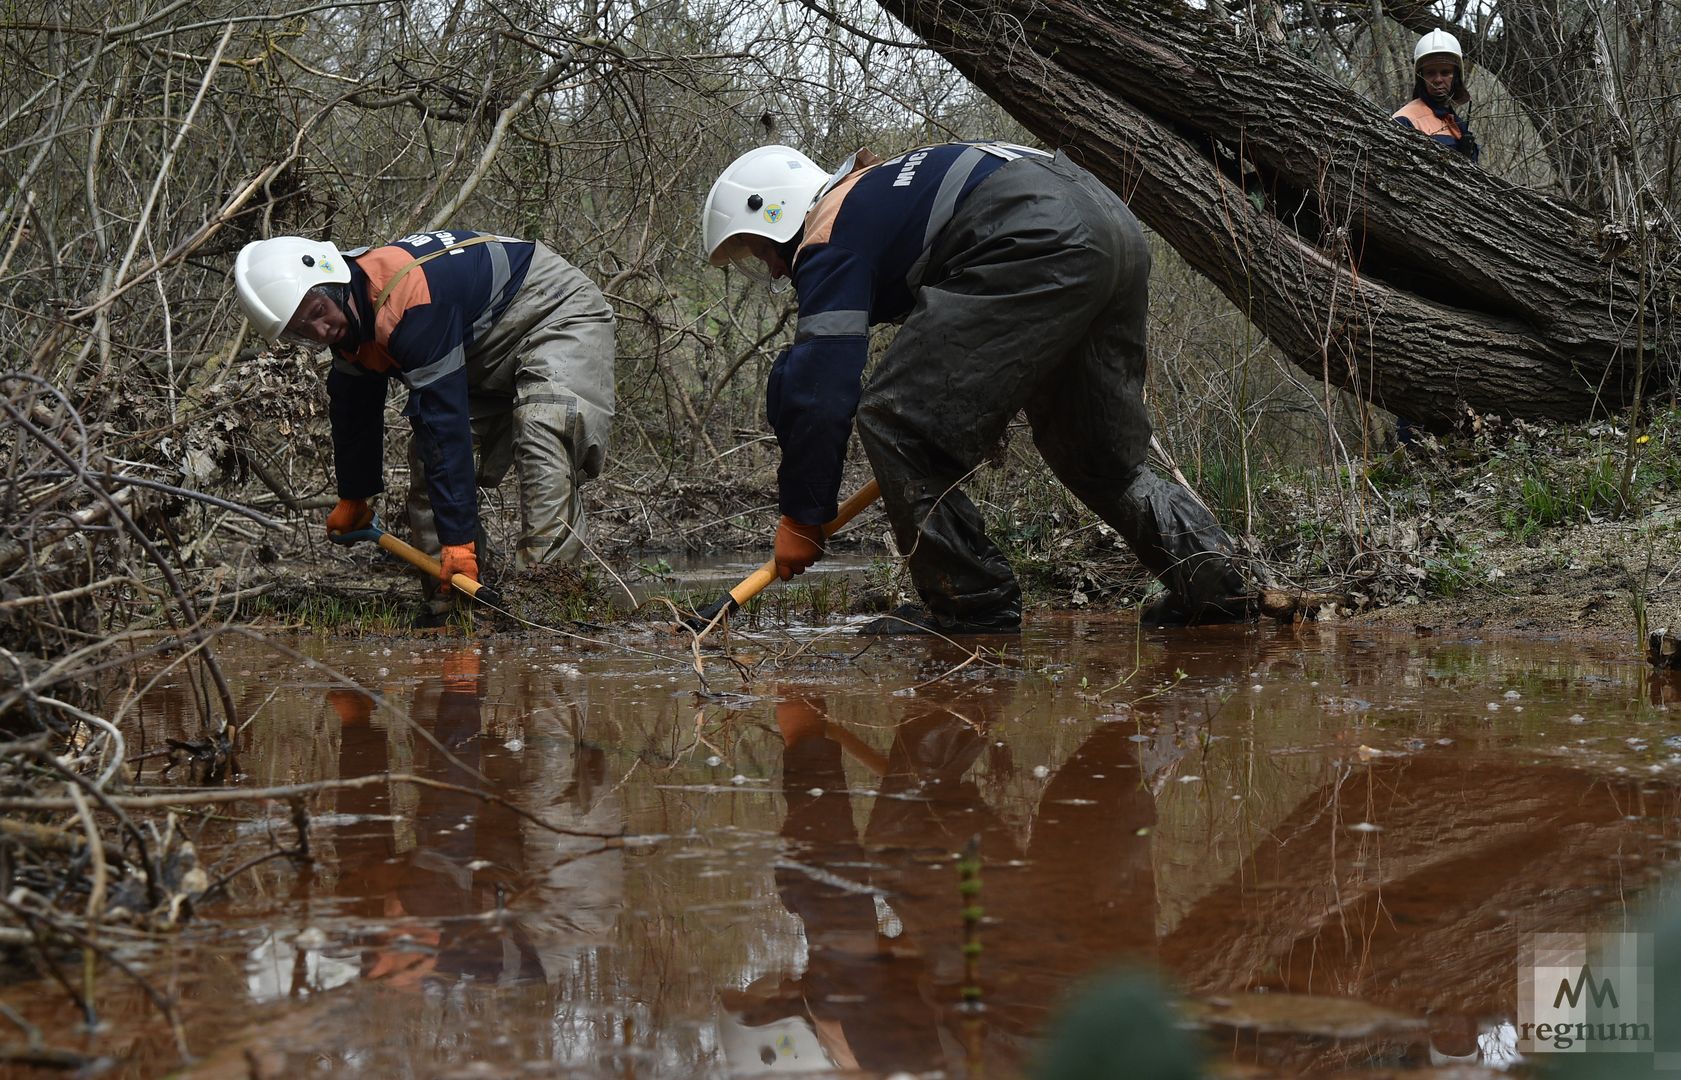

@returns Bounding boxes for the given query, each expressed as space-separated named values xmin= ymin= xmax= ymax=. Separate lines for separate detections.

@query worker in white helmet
xmin=1393 ymin=29 xmax=1480 ymax=162
xmin=701 ymin=143 xmax=1255 ymax=632
xmin=233 ymin=232 xmax=614 ymax=608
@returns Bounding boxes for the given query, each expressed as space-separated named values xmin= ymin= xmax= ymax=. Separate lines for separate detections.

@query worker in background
xmin=233 ymin=231 xmax=614 ymax=610
xmin=1393 ymin=29 xmax=1480 ymax=163
xmin=700 ymin=142 xmax=1255 ymax=632
xmin=1390 ymin=29 xmax=1478 ymax=447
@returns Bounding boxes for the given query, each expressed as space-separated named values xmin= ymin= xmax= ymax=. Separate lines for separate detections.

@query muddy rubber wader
xmin=854 ymin=151 xmax=1246 ymax=621
xmin=405 ymin=242 xmax=615 ymax=578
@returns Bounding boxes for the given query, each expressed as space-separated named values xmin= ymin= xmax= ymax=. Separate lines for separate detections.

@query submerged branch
xmin=0 ymin=773 xmax=628 ymax=842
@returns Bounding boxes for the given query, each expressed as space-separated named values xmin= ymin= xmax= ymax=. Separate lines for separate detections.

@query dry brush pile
xmin=0 ymin=376 xmax=246 ymax=1066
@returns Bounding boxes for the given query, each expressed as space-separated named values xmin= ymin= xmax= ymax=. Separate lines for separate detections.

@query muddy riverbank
xmin=247 ymin=412 xmax=1681 ymax=655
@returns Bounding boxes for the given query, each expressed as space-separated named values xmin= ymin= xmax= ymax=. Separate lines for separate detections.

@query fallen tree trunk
xmin=873 ymin=0 xmax=1671 ymax=428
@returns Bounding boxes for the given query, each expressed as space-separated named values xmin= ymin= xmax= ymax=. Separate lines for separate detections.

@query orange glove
xmin=437 ymin=541 xmax=478 ymax=594
xmin=325 ymin=497 xmax=373 ymax=537
xmin=774 ymin=516 xmax=825 ymax=581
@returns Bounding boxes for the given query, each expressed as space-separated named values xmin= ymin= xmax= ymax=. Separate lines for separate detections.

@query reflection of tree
xmin=507 ymin=671 xmax=625 ymax=992
xmin=1159 ymin=752 xmax=1681 ymax=1069
xmin=742 ymin=686 xmax=1160 ymax=1075
xmin=745 ymin=631 xmax=1681 ymax=1075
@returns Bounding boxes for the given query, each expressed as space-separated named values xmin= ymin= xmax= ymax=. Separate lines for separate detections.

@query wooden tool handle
xmin=376 ymin=532 xmax=491 ymax=601
xmin=726 ymin=478 xmax=882 ymax=609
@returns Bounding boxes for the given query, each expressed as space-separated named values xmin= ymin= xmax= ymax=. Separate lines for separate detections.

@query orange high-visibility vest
xmin=1393 ymin=98 xmax=1463 ymax=141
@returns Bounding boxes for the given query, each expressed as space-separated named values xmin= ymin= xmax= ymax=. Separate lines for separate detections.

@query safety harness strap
xmin=373 ymin=234 xmax=503 ymax=314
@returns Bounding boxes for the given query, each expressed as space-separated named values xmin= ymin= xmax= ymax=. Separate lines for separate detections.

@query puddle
xmin=7 ymin=618 xmax=1681 ymax=1076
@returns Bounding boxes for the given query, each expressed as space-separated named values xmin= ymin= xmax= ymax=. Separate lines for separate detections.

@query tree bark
xmin=872 ymin=0 xmax=1668 ymax=427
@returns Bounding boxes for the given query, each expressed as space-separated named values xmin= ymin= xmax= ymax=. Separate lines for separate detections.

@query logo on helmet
xmin=763 ymin=203 xmax=784 ymax=224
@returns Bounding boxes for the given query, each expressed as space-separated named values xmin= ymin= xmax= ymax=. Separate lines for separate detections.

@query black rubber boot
xmin=1138 ymin=593 xmax=1258 ymax=628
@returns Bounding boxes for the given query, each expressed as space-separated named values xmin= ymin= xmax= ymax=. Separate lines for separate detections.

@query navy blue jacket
xmin=771 ymin=143 xmax=1041 ymax=523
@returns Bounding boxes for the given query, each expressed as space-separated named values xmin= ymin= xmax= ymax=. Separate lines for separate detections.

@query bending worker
xmin=701 ymin=142 xmax=1254 ymax=633
xmin=1393 ymin=29 xmax=1479 ymax=162
xmin=234 ymin=230 xmax=615 ymax=599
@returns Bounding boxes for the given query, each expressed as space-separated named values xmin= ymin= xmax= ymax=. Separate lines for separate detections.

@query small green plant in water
xmin=956 ymin=836 xmax=984 ymax=1011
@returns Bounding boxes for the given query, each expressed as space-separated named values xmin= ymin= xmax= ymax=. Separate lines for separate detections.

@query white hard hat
xmin=702 ymin=145 xmax=827 ymax=269
xmin=717 ymin=1010 xmax=834 ymax=1074
xmin=1414 ymin=29 xmax=1463 ymax=70
xmin=234 ymin=236 xmax=352 ymax=342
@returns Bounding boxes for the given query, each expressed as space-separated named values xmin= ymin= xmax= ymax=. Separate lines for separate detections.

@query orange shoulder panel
xmin=801 ymin=172 xmax=864 ymax=252
xmin=800 ymin=153 xmax=882 ymax=253
xmin=352 ymin=245 xmax=434 ymax=348
xmin=1393 ymin=99 xmax=1461 ymax=139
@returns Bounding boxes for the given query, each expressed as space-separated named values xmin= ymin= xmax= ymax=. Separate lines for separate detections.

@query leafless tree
xmin=868 ymin=0 xmax=1677 ymax=434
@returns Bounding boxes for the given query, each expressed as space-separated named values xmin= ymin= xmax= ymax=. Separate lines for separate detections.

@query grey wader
xmin=407 ymin=243 xmax=615 ymax=588
xmin=854 ymin=151 xmax=1247 ymax=624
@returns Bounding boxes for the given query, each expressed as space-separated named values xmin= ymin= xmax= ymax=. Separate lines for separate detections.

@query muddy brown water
xmin=8 ymin=616 xmax=1681 ymax=1077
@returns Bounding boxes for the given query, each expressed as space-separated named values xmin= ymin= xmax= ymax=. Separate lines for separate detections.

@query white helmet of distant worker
xmin=234 ymin=236 xmax=352 ymax=342
xmin=702 ymin=145 xmax=827 ymax=274
xmin=1413 ymin=29 xmax=1463 ymax=71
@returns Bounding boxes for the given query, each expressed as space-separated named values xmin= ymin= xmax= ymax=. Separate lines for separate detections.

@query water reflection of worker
xmin=728 ymin=685 xmax=1160 ymax=1075
xmin=718 ymin=691 xmax=936 ymax=1074
xmin=325 ymin=648 xmax=542 ymax=991
xmin=507 ymin=669 xmax=625 ymax=986
xmin=869 ymin=697 xmax=1159 ymax=1058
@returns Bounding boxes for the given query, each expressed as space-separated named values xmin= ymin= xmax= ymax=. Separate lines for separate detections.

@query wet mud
xmin=6 ymin=617 xmax=1681 ymax=1077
